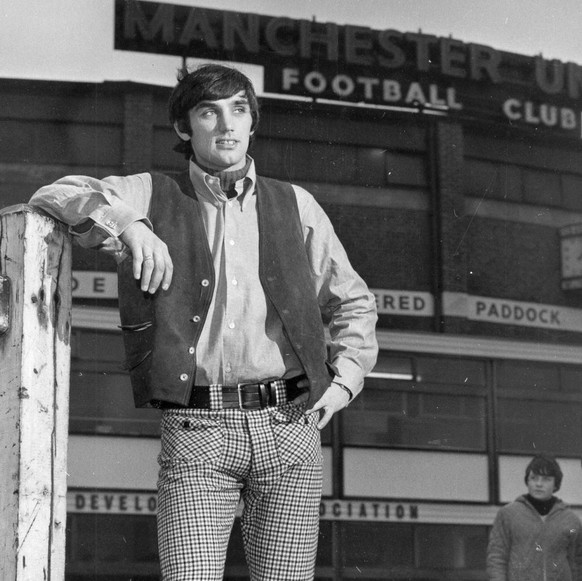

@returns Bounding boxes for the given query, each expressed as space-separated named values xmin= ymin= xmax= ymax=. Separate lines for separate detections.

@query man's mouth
xmin=216 ymin=139 xmax=237 ymax=146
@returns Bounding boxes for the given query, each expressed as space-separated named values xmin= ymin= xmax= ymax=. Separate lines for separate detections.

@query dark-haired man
xmin=30 ymin=64 xmax=378 ymax=580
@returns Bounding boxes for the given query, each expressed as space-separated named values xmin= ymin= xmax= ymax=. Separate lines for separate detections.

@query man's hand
xmin=119 ymin=221 xmax=173 ymax=294
xmin=304 ymin=382 xmax=351 ymax=430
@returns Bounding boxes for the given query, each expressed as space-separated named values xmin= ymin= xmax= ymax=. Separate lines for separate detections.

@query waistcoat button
xmin=201 ymin=279 xmax=210 ymax=287
xmin=188 ymin=347 xmax=195 ymax=354
xmin=192 ymin=315 xmax=201 ymax=322
xmin=179 ymin=373 xmax=188 ymax=381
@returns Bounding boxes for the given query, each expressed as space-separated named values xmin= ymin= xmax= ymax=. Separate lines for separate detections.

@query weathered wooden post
xmin=0 ymin=205 xmax=72 ymax=580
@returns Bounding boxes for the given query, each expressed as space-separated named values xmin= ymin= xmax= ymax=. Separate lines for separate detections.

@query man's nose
xmin=218 ymin=112 xmax=234 ymax=132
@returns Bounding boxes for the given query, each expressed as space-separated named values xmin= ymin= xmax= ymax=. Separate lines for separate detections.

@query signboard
xmin=72 ymin=271 xmax=117 ymax=299
xmin=443 ymin=292 xmax=582 ymax=333
xmin=114 ymin=0 xmax=582 ymax=139
xmin=67 ymin=490 xmax=501 ymax=524
xmin=371 ymin=289 xmax=433 ymax=317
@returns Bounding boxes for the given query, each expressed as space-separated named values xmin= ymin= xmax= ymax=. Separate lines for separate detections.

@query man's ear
xmin=173 ymin=121 xmax=190 ymax=141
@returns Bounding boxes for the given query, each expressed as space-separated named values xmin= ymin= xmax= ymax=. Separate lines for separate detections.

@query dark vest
xmin=117 ymin=171 xmax=331 ymax=408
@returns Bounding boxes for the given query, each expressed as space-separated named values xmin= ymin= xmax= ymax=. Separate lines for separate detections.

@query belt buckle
xmin=237 ymin=382 xmax=256 ymax=410
xmin=237 ymin=382 xmax=268 ymax=410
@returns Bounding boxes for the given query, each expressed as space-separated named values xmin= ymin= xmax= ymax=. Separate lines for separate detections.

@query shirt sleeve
xmin=293 ymin=184 xmax=378 ymax=398
xmin=29 ymin=173 xmax=153 ymax=259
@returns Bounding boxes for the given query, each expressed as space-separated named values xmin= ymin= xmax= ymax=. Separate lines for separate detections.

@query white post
xmin=0 ymin=205 xmax=72 ymax=580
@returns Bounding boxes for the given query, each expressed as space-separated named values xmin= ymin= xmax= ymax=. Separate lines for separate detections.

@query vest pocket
xmin=119 ymin=321 xmax=153 ymax=371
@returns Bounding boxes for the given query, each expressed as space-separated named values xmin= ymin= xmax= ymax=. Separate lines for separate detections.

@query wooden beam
xmin=0 ymin=205 xmax=72 ymax=580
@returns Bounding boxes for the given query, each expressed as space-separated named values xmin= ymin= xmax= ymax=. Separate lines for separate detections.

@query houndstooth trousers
xmin=156 ymin=397 xmax=323 ymax=580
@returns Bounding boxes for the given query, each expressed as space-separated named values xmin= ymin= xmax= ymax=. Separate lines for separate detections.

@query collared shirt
xmin=30 ymin=158 xmax=378 ymax=396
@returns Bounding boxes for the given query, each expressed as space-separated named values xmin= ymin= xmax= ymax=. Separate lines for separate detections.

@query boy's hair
xmin=168 ymin=63 xmax=260 ymax=159
xmin=524 ymin=454 xmax=563 ymax=491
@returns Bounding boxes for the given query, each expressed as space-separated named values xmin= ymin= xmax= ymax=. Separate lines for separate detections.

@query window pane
xmin=561 ymin=366 xmax=582 ymax=393
xmin=416 ymin=525 xmax=488 ymax=570
xmin=340 ymin=523 xmax=414 ymax=568
xmin=344 ymin=387 xmax=486 ymax=450
xmin=67 ymin=514 xmax=158 ymax=564
xmin=71 ymin=329 xmax=124 ymax=362
xmin=497 ymin=360 xmax=560 ymax=392
xmin=416 ymin=356 xmax=486 ymax=386
xmin=385 ymin=152 xmax=427 ymax=187
xmin=372 ymin=354 xmax=414 ymax=380
xmin=69 ymin=369 xmax=161 ymax=436
xmin=497 ymin=398 xmax=582 ymax=454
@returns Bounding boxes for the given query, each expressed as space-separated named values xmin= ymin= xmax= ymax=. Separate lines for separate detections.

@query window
xmin=416 ymin=525 xmax=488 ymax=570
xmin=69 ymin=329 xmax=161 ymax=436
xmin=495 ymin=360 xmax=582 ymax=455
xmin=338 ymin=522 xmax=488 ymax=579
xmin=340 ymin=522 xmax=414 ymax=569
xmin=66 ymin=514 xmax=159 ymax=580
xmin=343 ymin=354 xmax=487 ymax=450
xmin=253 ymin=137 xmax=428 ymax=189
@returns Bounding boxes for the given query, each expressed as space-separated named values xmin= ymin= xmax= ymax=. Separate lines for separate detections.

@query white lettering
xmin=503 ymin=98 xmax=522 ymax=120
xmin=282 ymin=67 xmax=300 ymax=90
xmin=524 ymin=101 xmax=540 ymax=124
xmin=471 ymin=298 xmax=562 ymax=328
xmin=304 ymin=71 xmax=327 ymax=93
xmin=383 ymin=80 xmax=402 ymax=101
xmin=372 ymin=289 xmax=433 ymax=317
xmin=280 ymin=69 xmax=462 ymax=110
xmin=405 ymin=82 xmax=427 ymax=105
xmin=562 ymin=108 xmax=577 ymax=129
xmin=319 ymin=500 xmax=419 ymax=521
xmin=357 ymin=76 xmax=380 ymax=99
xmin=429 ymin=84 xmax=446 ymax=107
xmin=502 ymin=99 xmax=578 ymax=132
xmin=447 ymin=87 xmax=463 ymax=110
xmin=331 ymin=74 xmax=355 ymax=97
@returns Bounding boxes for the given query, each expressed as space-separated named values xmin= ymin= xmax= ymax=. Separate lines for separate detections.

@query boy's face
xmin=527 ymin=471 xmax=556 ymax=501
xmin=174 ymin=90 xmax=254 ymax=172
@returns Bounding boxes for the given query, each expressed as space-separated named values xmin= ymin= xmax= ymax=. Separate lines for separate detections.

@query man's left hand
xmin=302 ymin=382 xmax=351 ymax=430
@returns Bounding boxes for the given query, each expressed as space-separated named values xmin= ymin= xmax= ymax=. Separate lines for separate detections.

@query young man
xmin=30 ymin=64 xmax=378 ymax=580
xmin=487 ymin=454 xmax=582 ymax=581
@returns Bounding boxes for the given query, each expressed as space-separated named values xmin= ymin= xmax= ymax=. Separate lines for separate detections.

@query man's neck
xmin=194 ymin=158 xmax=251 ymax=197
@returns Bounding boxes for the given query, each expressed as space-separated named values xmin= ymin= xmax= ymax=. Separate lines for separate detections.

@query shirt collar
xmin=188 ymin=156 xmax=257 ymax=208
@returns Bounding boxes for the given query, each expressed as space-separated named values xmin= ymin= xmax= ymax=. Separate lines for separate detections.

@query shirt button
xmin=179 ymin=373 xmax=188 ymax=381
xmin=232 ymin=279 xmax=238 ymax=286
xmin=188 ymin=347 xmax=195 ymax=355
xmin=191 ymin=315 xmax=201 ymax=323
xmin=201 ymin=279 xmax=210 ymax=287
xmin=228 ymin=322 xmax=235 ymax=329
xmin=229 ymin=239 xmax=235 ymax=246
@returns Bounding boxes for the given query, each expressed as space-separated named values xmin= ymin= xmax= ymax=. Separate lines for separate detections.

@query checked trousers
xmin=156 ymin=402 xmax=323 ymax=580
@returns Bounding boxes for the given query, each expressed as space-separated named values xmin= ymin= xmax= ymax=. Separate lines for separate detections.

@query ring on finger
xmin=143 ymin=255 xmax=154 ymax=262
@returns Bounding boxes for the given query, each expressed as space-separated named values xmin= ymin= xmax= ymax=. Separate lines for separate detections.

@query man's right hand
xmin=120 ymin=221 xmax=173 ymax=294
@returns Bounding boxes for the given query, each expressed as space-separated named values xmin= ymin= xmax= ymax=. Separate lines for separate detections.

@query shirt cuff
xmin=85 ymin=204 xmax=152 ymax=239
xmin=332 ymin=358 xmax=367 ymax=399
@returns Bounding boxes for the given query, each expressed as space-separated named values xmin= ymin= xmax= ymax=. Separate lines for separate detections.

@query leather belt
xmin=156 ymin=375 xmax=307 ymax=411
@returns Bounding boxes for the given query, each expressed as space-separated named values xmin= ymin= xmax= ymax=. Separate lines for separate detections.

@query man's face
xmin=174 ymin=90 xmax=254 ymax=172
xmin=527 ymin=472 xmax=556 ymax=501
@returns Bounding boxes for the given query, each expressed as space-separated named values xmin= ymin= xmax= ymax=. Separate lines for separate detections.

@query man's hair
xmin=524 ymin=454 xmax=563 ymax=491
xmin=168 ymin=63 xmax=260 ymax=160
